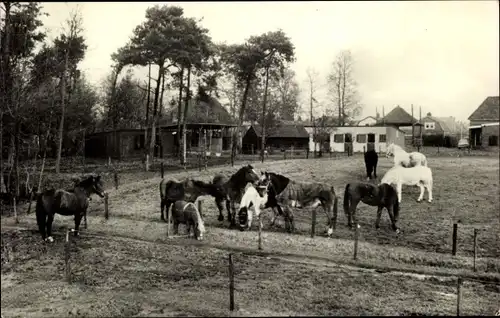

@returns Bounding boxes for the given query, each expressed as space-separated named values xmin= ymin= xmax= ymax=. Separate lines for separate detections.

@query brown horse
xmin=212 ymin=164 xmax=261 ymax=227
xmin=35 ymin=174 xmax=106 ymax=242
xmin=159 ymin=178 xmax=222 ymax=222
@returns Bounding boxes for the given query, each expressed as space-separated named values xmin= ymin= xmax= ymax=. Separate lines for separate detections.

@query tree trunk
xmin=149 ymin=63 xmax=164 ymax=162
xmin=144 ymin=63 xmax=151 ymax=171
xmin=260 ymin=66 xmax=270 ymax=163
xmin=158 ymin=69 xmax=166 ymax=159
xmin=55 ymin=50 xmax=69 ymax=174
xmin=111 ymin=69 xmax=120 ymax=161
xmin=182 ymin=66 xmax=192 ymax=166
xmin=176 ymin=66 xmax=184 ymax=160
xmin=232 ymin=74 xmax=253 ymax=164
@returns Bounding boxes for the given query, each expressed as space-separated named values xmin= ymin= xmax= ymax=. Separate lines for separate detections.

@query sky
xmin=39 ymin=1 xmax=499 ymax=122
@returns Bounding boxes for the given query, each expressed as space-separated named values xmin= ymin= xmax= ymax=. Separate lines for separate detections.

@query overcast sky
xmin=39 ymin=1 xmax=499 ymax=122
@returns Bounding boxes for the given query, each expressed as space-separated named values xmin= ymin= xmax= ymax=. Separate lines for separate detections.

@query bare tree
xmin=327 ymin=50 xmax=362 ymax=126
xmin=306 ymin=67 xmax=320 ymax=154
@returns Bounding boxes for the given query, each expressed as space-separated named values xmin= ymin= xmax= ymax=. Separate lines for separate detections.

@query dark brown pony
xmin=35 ymin=174 xmax=106 ymax=242
xmin=343 ymin=182 xmax=400 ymax=233
xmin=171 ymin=200 xmax=206 ymax=240
xmin=159 ymin=178 xmax=222 ymax=222
xmin=212 ymin=164 xmax=261 ymax=227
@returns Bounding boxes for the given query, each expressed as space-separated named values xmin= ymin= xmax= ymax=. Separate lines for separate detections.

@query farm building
xmin=303 ymin=124 xmax=405 ymax=153
xmin=356 ymin=116 xmax=378 ymax=126
xmin=468 ymin=96 xmax=499 ymax=148
xmin=86 ymin=95 xmax=239 ymax=159
xmin=241 ymin=122 xmax=309 ymax=154
xmin=377 ymin=105 xmax=423 ymax=146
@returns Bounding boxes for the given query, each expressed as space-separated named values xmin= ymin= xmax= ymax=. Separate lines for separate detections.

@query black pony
xmin=159 ymin=178 xmax=222 ymax=222
xmin=343 ymin=182 xmax=400 ymax=233
xmin=35 ymin=174 xmax=106 ymax=242
xmin=364 ymin=149 xmax=378 ymax=180
xmin=212 ymin=164 xmax=260 ymax=227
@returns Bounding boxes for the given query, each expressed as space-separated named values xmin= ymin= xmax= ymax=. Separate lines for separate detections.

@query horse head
xmin=256 ymin=175 xmax=271 ymax=198
xmin=239 ymin=164 xmax=260 ymax=185
xmin=79 ymin=174 xmax=106 ymax=198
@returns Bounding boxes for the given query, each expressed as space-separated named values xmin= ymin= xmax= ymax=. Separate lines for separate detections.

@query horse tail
xmin=393 ymin=191 xmax=400 ymax=221
xmin=343 ymin=183 xmax=351 ymax=218
xmin=159 ymin=179 xmax=166 ymax=200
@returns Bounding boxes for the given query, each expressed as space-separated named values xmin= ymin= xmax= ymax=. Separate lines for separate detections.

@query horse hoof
xmin=417 ymin=199 xmax=422 ymax=203
xmin=428 ymin=200 xmax=433 ymax=203
xmin=45 ymin=236 xmax=54 ymax=243
xmin=395 ymin=229 xmax=401 ymax=235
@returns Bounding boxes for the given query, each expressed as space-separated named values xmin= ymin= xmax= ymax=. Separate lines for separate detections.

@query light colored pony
xmin=237 ymin=182 xmax=270 ymax=230
xmin=171 ymin=201 xmax=206 ymax=240
xmin=380 ymin=165 xmax=433 ymax=203
xmin=386 ymin=143 xmax=427 ymax=167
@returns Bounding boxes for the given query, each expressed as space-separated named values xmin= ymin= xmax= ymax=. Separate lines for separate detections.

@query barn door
xmin=344 ymin=133 xmax=353 ymax=155
xmin=367 ymin=133 xmax=375 ymax=151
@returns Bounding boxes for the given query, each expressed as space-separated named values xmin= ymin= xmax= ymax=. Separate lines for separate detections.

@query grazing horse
xmin=364 ymin=149 xmax=378 ymax=180
xmin=258 ymin=172 xmax=338 ymax=236
xmin=386 ymin=143 xmax=427 ymax=167
xmin=380 ymin=165 xmax=433 ymax=203
xmin=343 ymin=182 xmax=401 ymax=233
xmin=159 ymin=178 xmax=222 ymax=222
xmin=237 ymin=178 xmax=272 ymax=230
xmin=35 ymin=174 xmax=106 ymax=242
xmin=171 ymin=200 xmax=206 ymax=240
xmin=212 ymin=164 xmax=261 ymax=227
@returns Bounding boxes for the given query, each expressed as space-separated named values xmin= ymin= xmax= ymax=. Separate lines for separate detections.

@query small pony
xmin=237 ymin=179 xmax=271 ymax=230
xmin=171 ymin=200 xmax=206 ymax=240
xmin=380 ymin=165 xmax=433 ymax=203
xmin=386 ymin=143 xmax=427 ymax=167
xmin=35 ymin=174 xmax=106 ymax=242
xmin=364 ymin=149 xmax=378 ymax=180
xmin=343 ymin=182 xmax=401 ymax=233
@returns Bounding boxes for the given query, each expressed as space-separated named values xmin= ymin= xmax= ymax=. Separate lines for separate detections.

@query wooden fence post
xmin=473 ymin=229 xmax=478 ymax=272
xmin=258 ymin=214 xmax=263 ymax=250
xmin=228 ymin=253 xmax=235 ymax=311
xmin=311 ymin=208 xmax=317 ymax=238
xmin=114 ymin=171 xmax=118 ymax=190
xmin=456 ymin=277 xmax=462 ymax=316
xmin=197 ymin=200 xmax=203 ymax=219
xmin=104 ymin=193 xmax=109 ymax=220
xmin=452 ymin=223 xmax=458 ymax=256
xmin=65 ymin=229 xmax=71 ymax=284
xmin=108 ymin=156 xmax=111 ymax=167
xmin=13 ymin=196 xmax=18 ymax=224
xmin=167 ymin=208 xmax=171 ymax=238
xmin=161 ymin=162 xmax=164 ymax=178
xmin=353 ymin=223 xmax=360 ymax=260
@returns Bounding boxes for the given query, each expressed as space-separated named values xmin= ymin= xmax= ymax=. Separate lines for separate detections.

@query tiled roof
xmin=376 ymin=106 xmax=418 ymax=125
xmin=468 ymin=96 xmax=500 ymax=121
xmin=251 ymin=123 xmax=309 ymax=138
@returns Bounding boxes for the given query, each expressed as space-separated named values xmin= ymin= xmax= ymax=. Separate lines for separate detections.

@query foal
xmin=237 ymin=180 xmax=271 ymax=230
xmin=171 ymin=200 xmax=206 ymax=240
xmin=380 ymin=165 xmax=433 ymax=203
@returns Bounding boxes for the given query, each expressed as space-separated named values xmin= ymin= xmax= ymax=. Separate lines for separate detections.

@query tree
xmin=306 ymin=67 xmax=321 ymax=155
xmin=327 ymin=50 xmax=362 ymax=126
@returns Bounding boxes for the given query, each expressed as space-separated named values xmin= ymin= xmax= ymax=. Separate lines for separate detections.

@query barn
xmin=468 ymin=96 xmax=499 ymax=149
xmin=241 ymin=122 xmax=309 ymax=154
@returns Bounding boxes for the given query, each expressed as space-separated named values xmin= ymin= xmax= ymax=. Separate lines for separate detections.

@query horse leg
xmin=73 ymin=213 xmax=83 ymax=237
xmin=350 ymin=201 xmax=360 ymax=229
xmin=46 ymin=213 xmax=55 ymax=243
xmin=270 ymin=207 xmax=279 ymax=226
xmin=36 ymin=208 xmax=48 ymax=241
xmin=396 ymin=183 xmax=403 ymax=203
xmin=164 ymin=200 xmax=173 ymax=223
xmin=366 ymin=164 xmax=372 ymax=181
xmin=417 ymin=183 xmax=425 ymax=202
xmin=226 ymin=200 xmax=233 ymax=226
xmin=375 ymin=206 xmax=383 ymax=230
xmin=84 ymin=211 xmax=87 ymax=230
xmin=386 ymin=206 xmax=400 ymax=234
xmin=426 ymin=183 xmax=433 ymax=203
xmin=215 ymin=198 xmax=224 ymax=222
xmin=173 ymin=220 xmax=180 ymax=235
xmin=283 ymin=206 xmax=295 ymax=233
xmin=373 ymin=162 xmax=378 ymax=179
xmin=230 ymin=201 xmax=237 ymax=228
xmin=160 ymin=198 xmax=166 ymax=221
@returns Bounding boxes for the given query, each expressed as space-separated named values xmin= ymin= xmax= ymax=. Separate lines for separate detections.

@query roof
xmin=164 ymin=96 xmax=235 ymax=125
xmin=357 ymin=116 xmax=377 ymax=124
xmin=469 ymin=122 xmax=500 ymax=129
xmin=376 ymin=106 xmax=418 ymax=126
xmin=418 ymin=115 xmax=449 ymax=132
xmin=468 ymin=96 xmax=499 ymax=121
xmin=250 ymin=123 xmax=309 ymax=138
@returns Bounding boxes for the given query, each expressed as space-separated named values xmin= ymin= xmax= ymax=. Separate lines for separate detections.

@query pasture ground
xmin=1 ymin=154 xmax=499 ymax=316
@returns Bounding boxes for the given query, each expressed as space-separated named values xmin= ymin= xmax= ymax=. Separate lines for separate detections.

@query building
xmin=241 ymin=122 xmax=309 ymax=154
xmin=468 ymin=96 xmax=499 ymax=148
xmin=417 ymin=112 xmax=455 ymax=136
xmin=377 ymin=105 xmax=423 ymax=146
xmin=356 ymin=116 xmax=377 ymax=126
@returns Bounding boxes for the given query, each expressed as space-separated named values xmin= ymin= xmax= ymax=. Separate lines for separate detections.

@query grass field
xmin=1 ymin=154 xmax=499 ymax=316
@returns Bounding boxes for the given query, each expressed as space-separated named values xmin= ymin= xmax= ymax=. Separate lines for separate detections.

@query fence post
xmin=161 ymin=162 xmax=164 ymax=178
xmin=197 ymin=200 xmax=203 ymax=219
xmin=114 ymin=171 xmax=118 ymax=190
xmin=13 ymin=196 xmax=19 ymax=224
xmin=311 ymin=208 xmax=317 ymax=238
xmin=258 ymin=214 xmax=263 ymax=250
xmin=167 ymin=207 xmax=171 ymax=238
xmin=353 ymin=223 xmax=360 ymax=260
xmin=104 ymin=193 xmax=109 ymax=220
xmin=456 ymin=277 xmax=462 ymax=316
xmin=473 ymin=229 xmax=478 ymax=272
xmin=291 ymin=145 xmax=294 ymax=159
xmin=452 ymin=223 xmax=458 ymax=256
xmin=228 ymin=253 xmax=235 ymax=311
xmin=65 ymin=229 xmax=71 ymax=284
xmin=108 ymin=156 xmax=111 ymax=167
xmin=306 ymin=149 xmax=309 ymax=159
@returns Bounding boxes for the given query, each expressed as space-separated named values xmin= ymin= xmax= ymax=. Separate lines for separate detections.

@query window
xmin=333 ymin=134 xmax=344 ymax=143
xmin=356 ymin=134 xmax=367 ymax=143
xmin=424 ymin=122 xmax=435 ymax=130
xmin=367 ymin=133 xmax=375 ymax=143
xmin=489 ymin=135 xmax=498 ymax=146
xmin=134 ymin=135 xmax=145 ymax=150
xmin=379 ymin=134 xmax=387 ymax=142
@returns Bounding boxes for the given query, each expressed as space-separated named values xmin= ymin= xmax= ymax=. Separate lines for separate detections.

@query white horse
xmin=237 ymin=182 xmax=270 ymax=230
xmin=380 ymin=165 xmax=433 ymax=203
xmin=386 ymin=143 xmax=427 ymax=167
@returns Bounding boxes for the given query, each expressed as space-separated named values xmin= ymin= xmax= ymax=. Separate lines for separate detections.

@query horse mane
xmin=189 ymin=202 xmax=205 ymax=233
xmin=227 ymin=165 xmax=254 ymax=188
xmin=266 ymin=172 xmax=290 ymax=185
